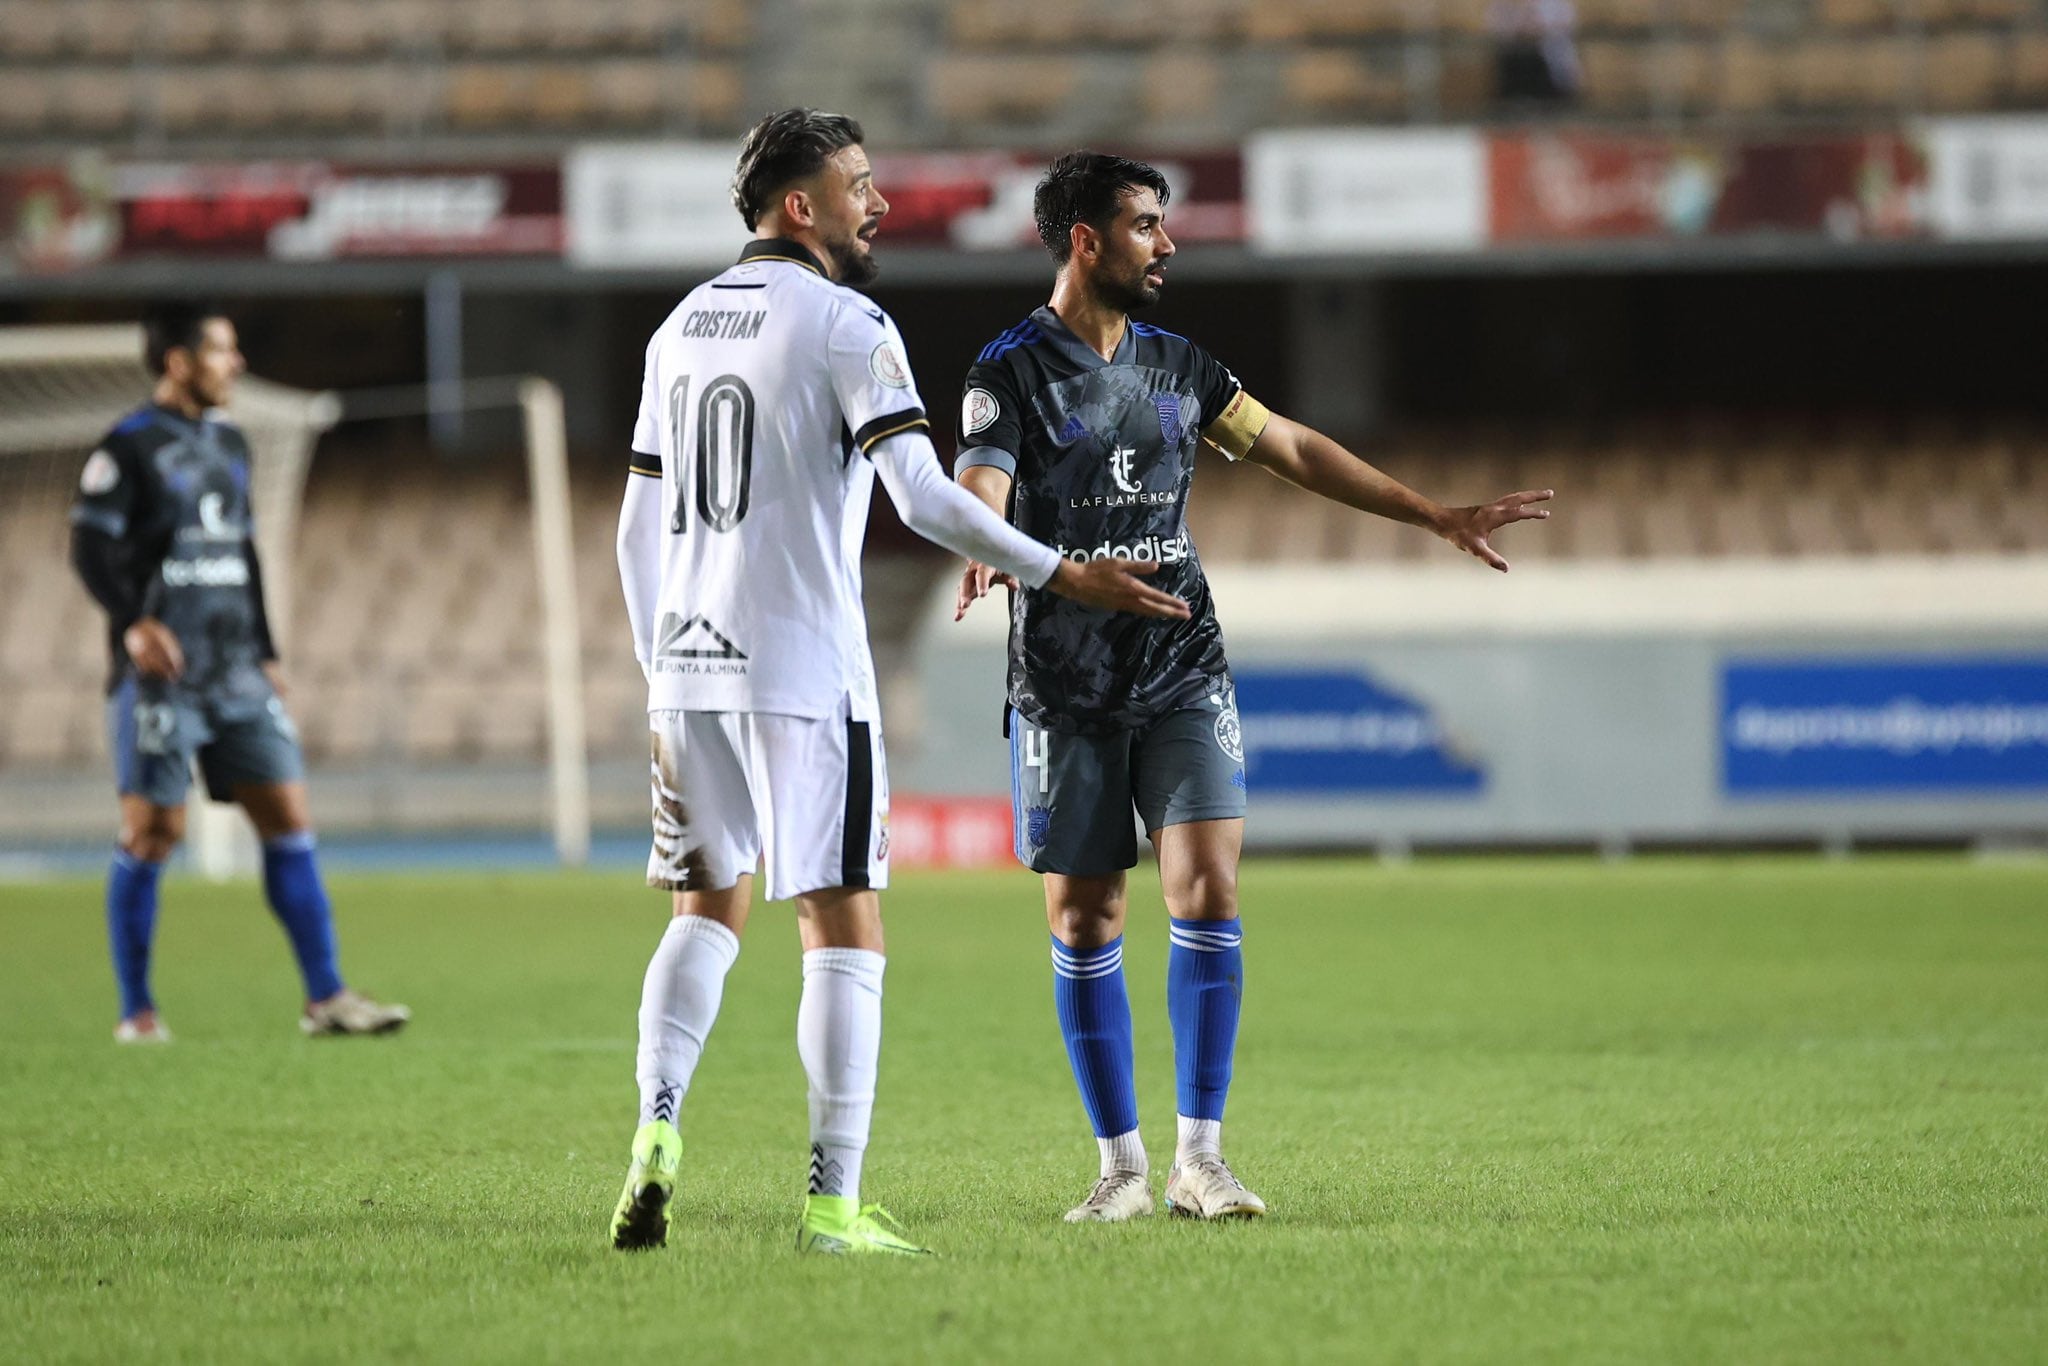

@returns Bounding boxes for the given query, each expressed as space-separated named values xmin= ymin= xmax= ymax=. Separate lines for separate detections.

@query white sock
xmin=790 ymin=950 xmax=880 ymax=1196
xmin=798 ymin=947 xmax=886 ymax=1201
xmin=1177 ymin=1115 xmax=1223 ymax=1163
xmin=635 ymin=915 xmax=741 ymax=1126
xmin=1099 ymin=1128 xmax=1148 ymax=1178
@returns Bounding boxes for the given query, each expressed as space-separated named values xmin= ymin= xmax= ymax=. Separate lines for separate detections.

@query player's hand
xmin=953 ymin=560 xmax=1019 ymax=621
xmin=262 ymin=660 xmax=289 ymax=698
xmin=1434 ymin=489 xmax=1554 ymax=572
xmin=123 ymin=617 xmax=184 ymax=681
xmin=1047 ymin=558 xmax=1191 ymax=620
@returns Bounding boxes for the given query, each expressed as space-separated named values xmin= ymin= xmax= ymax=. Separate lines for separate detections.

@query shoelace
xmin=1186 ymin=1156 xmax=1245 ymax=1191
xmin=1085 ymin=1172 xmax=1146 ymax=1206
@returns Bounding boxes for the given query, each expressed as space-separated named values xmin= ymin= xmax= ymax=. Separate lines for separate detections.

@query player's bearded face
xmin=1093 ymin=189 xmax=1174 ymax=313
xmin=816 ymin=147 xmax=888 ymax=287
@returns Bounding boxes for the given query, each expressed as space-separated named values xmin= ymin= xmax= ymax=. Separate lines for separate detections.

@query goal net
xmin=0 ymin=325 xmax=591 ymax=876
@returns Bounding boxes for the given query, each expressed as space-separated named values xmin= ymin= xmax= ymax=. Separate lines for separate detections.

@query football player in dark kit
xmin=954 ymin=153 xmax=1552 ymax=1222
xmin=70 ymin=303 xmax=409 ymax=1044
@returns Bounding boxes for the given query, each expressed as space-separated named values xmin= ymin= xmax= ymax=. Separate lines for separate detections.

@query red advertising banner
xmin=887 ymin=795 xmax=1015 ymax=871
xmin=114 ymin=162 xmax=562 ymax=260
xmin=1488 ymin=130 xmax=1927 ymax=243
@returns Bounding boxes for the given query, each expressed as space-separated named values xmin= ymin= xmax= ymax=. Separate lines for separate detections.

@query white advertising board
xmin=565 ymin=143 xmax=740 ymax=268
xmin=1923 ymin=116 xmax=2048 ymax=240
xmin=1245 ymin=128 xmax=1487 ymax=255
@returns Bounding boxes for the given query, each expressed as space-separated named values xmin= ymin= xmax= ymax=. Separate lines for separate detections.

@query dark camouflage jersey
xmin=70 ymin=404 xmax=276 ymax=710
xmin=957 ymin=306 xmax=1245 ymax=735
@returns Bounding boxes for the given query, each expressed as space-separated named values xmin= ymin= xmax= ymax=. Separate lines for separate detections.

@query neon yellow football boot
xmin=794 ymin=1195 xmax=935 ymax=1256
xmin=610 ymin=1120 xmax=682 ymax=1250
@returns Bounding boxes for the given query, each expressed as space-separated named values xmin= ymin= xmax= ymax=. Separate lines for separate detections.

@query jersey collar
xmin=738 ymin=237 xmax=827 ymax=277
xmin=1032 ymin=305 xmax=1136 ymax=370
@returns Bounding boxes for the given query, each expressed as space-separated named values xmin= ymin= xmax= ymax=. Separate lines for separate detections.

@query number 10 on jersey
xmin=666 ymin=374 xmax=756 ymax=534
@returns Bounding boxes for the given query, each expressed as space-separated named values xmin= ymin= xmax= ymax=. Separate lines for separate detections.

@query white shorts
xmin=646 ymin=707 xmax=890 ymax=903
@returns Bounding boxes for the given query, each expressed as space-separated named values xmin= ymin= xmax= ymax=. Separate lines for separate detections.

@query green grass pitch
xmin=3 ymin=856 xmax=2045 ymax=1364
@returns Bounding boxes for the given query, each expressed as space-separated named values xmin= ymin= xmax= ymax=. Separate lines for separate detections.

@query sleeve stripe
xmin=854 ymin=408 xmax=929 ymax=453
xmin=630 ymin=449 xmax=663 ymax=476
xmin=629 ymin=465 xmax=661 ymax=477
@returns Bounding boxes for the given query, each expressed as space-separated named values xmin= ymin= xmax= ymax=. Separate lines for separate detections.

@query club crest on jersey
xmin=962 ymin=387 xmax=999 ymax=435
xmin=80 ymin=449 xmax=120 ymax=494
xmin=869 ymin=340 xmax=910 ymax=389
xmin=1211 ymin=689 xmax=1244 ymax=763
xmin=1154 ymin=393 xmax=1183 ymax=445
xmin=1109 ymin=445 xmax=1143 ymax=495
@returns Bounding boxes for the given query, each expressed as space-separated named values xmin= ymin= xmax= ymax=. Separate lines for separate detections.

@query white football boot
xmin=114 ymin=1016 xmax=173 ymax=1045
xmin=1063 ymin=1169 xmax=1155 ymax=1223
xmin=301 ymin=989 xmax=411 ymax=1037
xmin=1164 ymin=1156 xmax=1267 ymax=1219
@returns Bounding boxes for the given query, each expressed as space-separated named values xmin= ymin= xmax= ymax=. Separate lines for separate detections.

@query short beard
xmin=1096 ymin=265 xmax=1161 ymax=314
xmin=827 ymin=235 xmax=880 ymax=287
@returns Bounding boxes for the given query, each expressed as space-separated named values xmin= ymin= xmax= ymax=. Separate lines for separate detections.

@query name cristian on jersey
xmin=676 ymin=309 xmax=767 ymax=340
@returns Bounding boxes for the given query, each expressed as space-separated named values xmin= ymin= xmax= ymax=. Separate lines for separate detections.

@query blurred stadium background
xmin=5 ymin=0 xmax=2048 ymax=872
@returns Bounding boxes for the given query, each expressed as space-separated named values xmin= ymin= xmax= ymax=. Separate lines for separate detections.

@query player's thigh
xmin=1009 ymin=708 xmax=1138 ymax=875
xmin=199 ymin=696 xmax=311 ymax=834
xmin=747 ymin=708 xmax=888 ymax=904
xmin=106 ymin=678 xmax=201 ymax=811
xmin=647 ymin=710 xmax=759 ymax=894
xmin=1131 ymin=694 xmax=1247 ymax=839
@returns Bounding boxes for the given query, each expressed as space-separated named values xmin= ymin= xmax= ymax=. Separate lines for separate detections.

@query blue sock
xmin=107 ymin=850 xmax=164 ymax=1019
xmin=1167 ymin=917 xmax=1244 ymax=1122
xmin=261 ymin=832 xmax=344 ymax=1002
xmin=1051 ymin=936 xmax=1139 ymax=1139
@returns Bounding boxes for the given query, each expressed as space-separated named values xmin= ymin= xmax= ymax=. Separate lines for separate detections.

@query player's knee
xmin=120 ymin=808 xmax=185 ymax=861
xmin=1047 ymin=893 xmax=1125 ymax=946
xmin=1165 ymin=862 xmax=1238 ymax=922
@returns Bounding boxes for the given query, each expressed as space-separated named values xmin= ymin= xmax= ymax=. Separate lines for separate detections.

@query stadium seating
xmin=1 ymin=0 xmax=2045 ymax=147
xmin=3 ymin=422 xmax=2042 ymax=774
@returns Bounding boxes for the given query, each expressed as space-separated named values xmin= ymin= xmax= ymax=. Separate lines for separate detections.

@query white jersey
xmin=630 ymin=240 xmax=930 ymax=721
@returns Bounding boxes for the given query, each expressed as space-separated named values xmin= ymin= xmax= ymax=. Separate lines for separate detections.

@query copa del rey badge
xmin=962 ymin=387 xmax=1000 ymax=435
xmin=869 ymin=340 xmax=910 ymax=389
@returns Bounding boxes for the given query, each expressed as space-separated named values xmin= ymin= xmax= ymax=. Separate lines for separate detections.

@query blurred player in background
xmin=953 ymin=152 xmax=1552 ymax=1222
xmin=68 ymin=303 xmax=411 ymax=1044
xmin=610 ymin=110 xmax=1184 ymax=1257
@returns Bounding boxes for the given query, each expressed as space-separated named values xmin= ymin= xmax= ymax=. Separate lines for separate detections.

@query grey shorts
xmin=108 ymin=676 xmax=305 ymax=808
xmin=1008 ymin=688 xmax=1248 ymax=876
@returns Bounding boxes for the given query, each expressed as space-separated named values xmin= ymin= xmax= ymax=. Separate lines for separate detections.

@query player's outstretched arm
xmin=953 ymin=465 xmax=1020 ymax=620
xmin=1243 ymin=413 xmax=1554 ymax=573
xmin=873 ymin=434 xmax=1188 ymax=621
xmin=948 ymin=462 xmax=1190 ymax=621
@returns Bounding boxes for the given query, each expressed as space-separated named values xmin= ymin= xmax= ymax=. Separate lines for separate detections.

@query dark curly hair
xmin=142 ymin=300 xmax=228 ymax=376
xmin=1033 ymin=151 xmax=1172 ymax=263
xmin=730 ymin=108 xmax=866 ymax=231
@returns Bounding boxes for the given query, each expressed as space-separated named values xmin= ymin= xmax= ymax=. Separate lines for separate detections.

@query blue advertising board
xmin=1234 ymin=667 xmax=1485 ymax=795
xmin=1722 ymin=656 xmax=2048 ymax=795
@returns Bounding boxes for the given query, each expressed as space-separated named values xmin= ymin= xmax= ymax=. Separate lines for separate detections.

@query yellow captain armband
xmin=1203 ymin=388 xmax=1271 ymax=461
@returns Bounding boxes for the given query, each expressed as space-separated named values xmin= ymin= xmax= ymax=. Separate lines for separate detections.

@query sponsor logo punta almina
xmin=1054 ymin=532 xmax=1191 ymax=564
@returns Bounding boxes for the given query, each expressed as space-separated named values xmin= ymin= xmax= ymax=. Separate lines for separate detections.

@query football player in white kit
xmin=610 ymin=109 xmax=1189 ymax=1256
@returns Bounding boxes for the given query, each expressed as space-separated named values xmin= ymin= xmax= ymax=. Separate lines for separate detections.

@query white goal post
xmin=0 ymin=324 xmax=589 ymax=873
